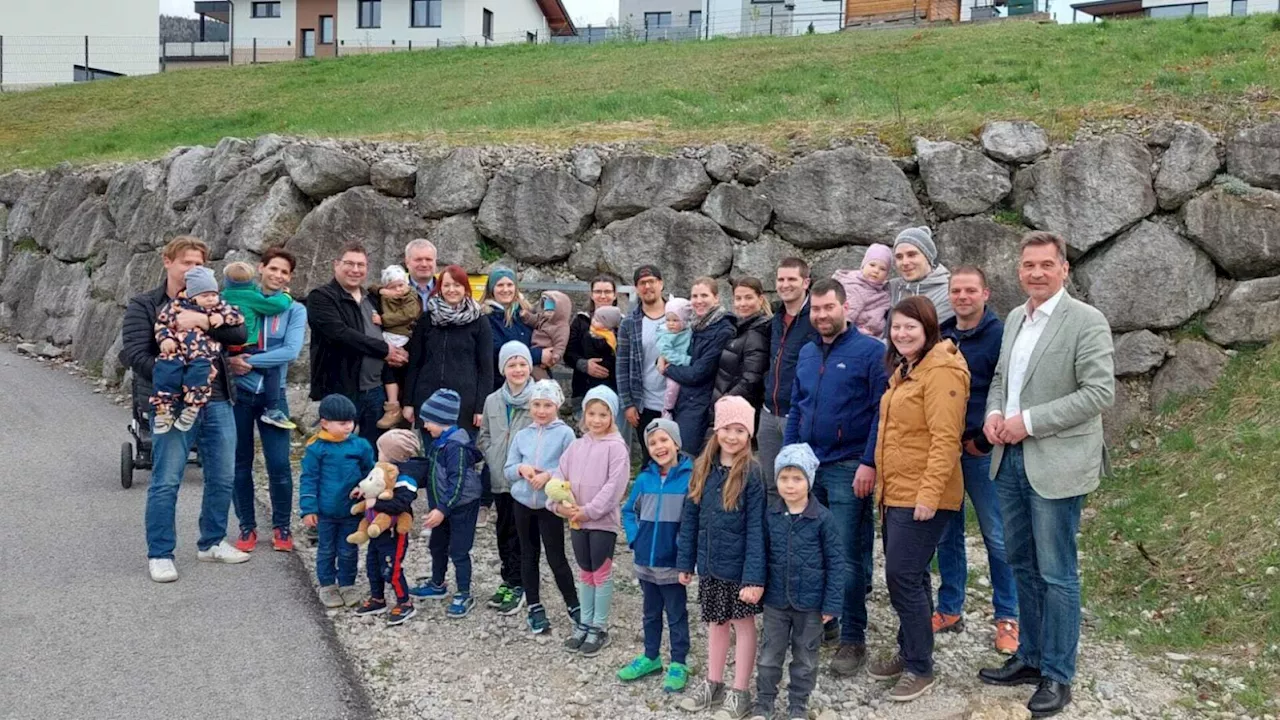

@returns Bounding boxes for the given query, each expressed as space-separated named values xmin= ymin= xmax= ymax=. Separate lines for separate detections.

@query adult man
xmin=120 ymin=236 xmax=250 ymax=583
xmin=934 ymin=267 xmax=1019 ymax=654
xmin=889 ymin=226 xmax=954 ymax=325
xmin=784 ymin=278 xmax=887 ymax=676
xmin=404 ymin=238 xmax=438 ymax=307
xmin=228 ymin=248 xmax=308 ymax=554
xmin=979 ymin=232 xmax=1114 ymax=718
xmin=617 ymin=264 xmax=668 ymax=466
xmin=306 ymin=243 xmax=408 ymax=445
xmin=759 ymin=258 xmax=820 ymax=492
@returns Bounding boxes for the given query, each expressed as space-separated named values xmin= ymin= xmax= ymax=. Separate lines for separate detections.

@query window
xmin=1145 ymin=2 xmax=1207 ymax=16
xmin=527 ymin=31 xmax=537 ymax=42
xmin=1231 ymin=0 xmax=1247 ymax=14
xmin=358 ymin=0 xmax=382 ymax=28
xmin=412 ymin=0 xmax=443 ymax=27
xmin=251 ymin=2 xmax=281 ymax=18
xmin=319 ymin=15 xmax=334 ymax=43
xmin=644 ymin=11 xmax=672 ymax=26
xmin=689 ymin=10 xmax=702 ymax=25
xmin=482 ymin=8 xmax=494 ymax=39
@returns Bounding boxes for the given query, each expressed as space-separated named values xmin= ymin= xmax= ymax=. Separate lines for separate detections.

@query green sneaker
xmin=617 ymin=654 xmax=664 ymax=682
xmin=487 ymin=583 xmax=511 ymax=609
xmin=663 ymin=662 xmax=690 ymax=693
xmin=496 ymin=586 xmax=525 ymax=616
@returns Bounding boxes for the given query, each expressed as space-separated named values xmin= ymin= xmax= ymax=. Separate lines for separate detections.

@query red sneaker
xmin=233 ymin=528 xmax=257 ymax=553
xmin=272 ymin=528 xmax=294 ymax=553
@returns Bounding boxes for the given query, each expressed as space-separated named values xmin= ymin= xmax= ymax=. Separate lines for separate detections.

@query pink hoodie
xmin=832 ymin=268 xmax=890 ymax=338
xmin=548 ymin=430 xmax=630 ymax=532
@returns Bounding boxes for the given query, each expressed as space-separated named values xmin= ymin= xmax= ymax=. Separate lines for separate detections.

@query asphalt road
xmin=0 ymin=346 xmax=370 ymax=720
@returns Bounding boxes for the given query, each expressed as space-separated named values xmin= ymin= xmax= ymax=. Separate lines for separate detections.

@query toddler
xmin=221 ymin=261 xmax=295 ymax=429
xmin=352 ymin=429 xmax=423 ymax=626
xmin=299 ymin=394 xmax=376 ymax=610
xmin=151 ymin=266 xmax=245 ymax=434
xmin=657 ymin=297 xmax=693 ymax=419
xmin=376 ymin=265 xmax=421 ymax=429
xmin=530 ymin=291 xmax=572 ymax=381
xmin=832 ymin=243 xmax=892 ymax=338
xmin=550 ymin=386 xmax=630 ymax=658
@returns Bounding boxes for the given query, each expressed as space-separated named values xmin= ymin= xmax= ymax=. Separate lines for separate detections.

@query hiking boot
xmin=375 ymin=400 xmax=402 ymax=430
xmin=563 ymin=623 xmax=589 ymax=652
xmin=829 ymin=643 xmax=867 ymax=676
xmin=354 ymin=598 xmax=388 ymax=616
xmin=196 ymin=541 xmax=250 ymax=564
xmin=721 ymin=688 xmax=752 ymax=719
xmin=821 ymin=618 xmax=840 ymax=647
xmin=387 ymin=602 xmax=417 ymax=626
xmin=580 ymin=628 xmax=611 ymax=657
xmin=487 ymin=583 xmax=512 ymax=609
xmin=447 ymin=593 xmax=475 ymax=619
xmin=931 ymin=612 xmax=964 ymax=634
xmin=663 ymin=662 xmax=689 ymax=692
xmin=260 ymin=409 xmax=296 ymax=430
xmin=868 ymin=652 xmax=904 ymax=680
xmin=318 ymin=585 xmax=344 ymax=608
xmin=148 ymin=558 xmax=178 ymax=583
xmin=887 ymin=672 xmax=936 ymax=702
xmin=527 ymin=604 xmax=551 ymax=634
xmin=618 ymin=654 xmax=664 ymax=682
xmin=678 ymin=680 xmax=726 ymax=712
xmin=175 ymin=405 xmax=200 ymax=432
xmin=496 ymin=586 xmax=526 ymax=616
xmin=338 ymin=585 xmax=362 ymax=607
xmin=409 ymin=580 xmax=449 ymax=600
xmin=995 ymin=619 xmax=1020 ymax=655
xmin=272 ymin=527 xmax=294 ymax=552
xmin=233 ymin=528 xmax=258 ymax=553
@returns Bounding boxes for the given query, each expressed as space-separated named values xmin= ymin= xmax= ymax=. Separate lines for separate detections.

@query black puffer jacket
xmin=712 ymin=314 xmax=770 ymax=410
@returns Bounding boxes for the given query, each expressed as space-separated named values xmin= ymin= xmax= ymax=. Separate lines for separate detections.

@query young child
xmin=376 ymin=264 xmax=421 ymax=429
xmin=530 ymin=291 xmax=572 ymax=381
xmin=676 ymin=396 xmax=767 ymax=719
xmin=753 ymin=443 xmax=845 ymax=720
xmin=299 ymin=394 xmax=375 ymax=610
xmin=476 ymin=341 xmax=535 ymax=616
xmin=832 ymin=243 xmax=892 ymax=338
xmin=619 ymin=418 xmax=693 ymax=693
xmin=151 ymin=266 xmax=245 ymax=434
xmin=221 ymin=261 xmax=295 ymax=429
xmin=351 ymin=429 xmax=423 ymax=626
xmin=657 ymin=297 xmax=693 ymax=419
xmin=407 ymin=389 xmax=484 ymax=619
xmin=550 ymin=385 xmax=630 ymax=658
xmin=505 ymin=379 xmax=580 ymax=635
xmin=590 ymin=305 xmax=621 ymax=353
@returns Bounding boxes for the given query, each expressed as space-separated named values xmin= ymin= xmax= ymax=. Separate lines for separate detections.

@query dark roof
xmin=535 ymin=0 xmax=578 ymax=35
xmin=1070 ymin=0 xmax=1144 ymax=15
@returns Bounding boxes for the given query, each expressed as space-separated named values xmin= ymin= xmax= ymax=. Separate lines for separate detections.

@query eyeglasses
xmin=338 ymin=261 xmax=367 ymax=269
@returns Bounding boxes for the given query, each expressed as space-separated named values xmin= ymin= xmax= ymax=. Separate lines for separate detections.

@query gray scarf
xmin=501 ymin=379 xmax=533 ymax=409
xmin=693 ymin=304 xmax=727 ymax=332
xmin=427 ymin=294 xmax=482 ymax=326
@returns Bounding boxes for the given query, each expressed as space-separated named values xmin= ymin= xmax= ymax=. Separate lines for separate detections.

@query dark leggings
xmin=493 ymin=493 xmax=523 ymax=588
xmin=513 ymin=502 xmax=579 ymax=609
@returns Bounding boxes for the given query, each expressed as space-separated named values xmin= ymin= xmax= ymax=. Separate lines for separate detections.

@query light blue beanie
xmin=775 ymin=443 xmax=820 ymax=489
xmin=582 ymin=385 xmax=619 ymax=421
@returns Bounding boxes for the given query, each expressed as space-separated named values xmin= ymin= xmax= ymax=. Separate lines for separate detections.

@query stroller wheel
xmin=121 ymin=442 xmax=134 ymax=489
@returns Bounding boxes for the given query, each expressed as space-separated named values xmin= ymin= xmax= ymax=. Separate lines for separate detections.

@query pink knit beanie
xmin=863 ymin=243 xmax=893 ymax=271
xmin=713 ymin=396 xmax=756 ymax=438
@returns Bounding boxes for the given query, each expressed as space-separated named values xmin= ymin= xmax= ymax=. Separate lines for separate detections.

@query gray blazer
xmin=987 ymin=293 xmax=1115 ymax=499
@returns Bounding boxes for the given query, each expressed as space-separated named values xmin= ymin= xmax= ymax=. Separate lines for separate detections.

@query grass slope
xmin=2 ymin=14 xmax=1279 ymax=170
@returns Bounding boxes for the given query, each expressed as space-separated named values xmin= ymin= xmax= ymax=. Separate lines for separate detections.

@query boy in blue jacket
xmin=353 ymin=430 xmax=422 ymax=626
xmin=299 ymin=394 xmax=376 ymax=610
xmin=754 ymin=443 xmax=845 ymax=720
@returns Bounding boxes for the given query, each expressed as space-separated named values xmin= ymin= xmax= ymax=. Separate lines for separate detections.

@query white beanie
xmin=529 ymin=379 xmax=564 ymax=407
xmin=381 ymin=264 xmax=409 ymax=285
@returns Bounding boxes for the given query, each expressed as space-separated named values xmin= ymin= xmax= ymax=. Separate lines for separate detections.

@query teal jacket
xmin=298 ymin=434 xmax=376 ymax=518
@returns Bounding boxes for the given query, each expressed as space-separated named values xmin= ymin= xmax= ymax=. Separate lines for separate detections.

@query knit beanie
xmin=664 ymin=297 xmax=693 ymax=326
xmin=377 ymin=429 xmax=421 ymax=463
xmin=644 ymin=417 xmax=683 ymax=451
xmin=420 ymin=389 xmax=461 ymax=426
xmin=583 ymin=385 xmax=619 ymax=420
xmin=318 ymin=394 xmax=358 ymax=423
xmin=381 ymin=264 xmax=408 ymax=286
xmin=592 ymin=305 xmax=622 ymax=331
xmin=486 ymin=266 xmax=517 ymax=294
xmin=713 ymin=395 xmax=756 ymax=438
xmin=862 ymin=243 xmax=893 ymax=271
xmin=775 ymin=443 xmax=819 ymax=490
xmin=893 ymin=226 xmax=937 ymax=267
xmin=529 ymin=379 xmax=565 ymax=407
xmin=184 ymin=266 xmax=218 ymax=297
xmin=498 ymin=341 xmax=532 ymax=376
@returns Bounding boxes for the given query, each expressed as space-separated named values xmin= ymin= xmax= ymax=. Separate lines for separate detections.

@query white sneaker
xmin=149 ymin=558 xmax=178 ymax=583
xmin=197 ymin=540 xmax=251 ymax=564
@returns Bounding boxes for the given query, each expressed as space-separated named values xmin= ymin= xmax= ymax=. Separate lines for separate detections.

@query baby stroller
xmin=121 ymin=379 xmax=200 ymax=489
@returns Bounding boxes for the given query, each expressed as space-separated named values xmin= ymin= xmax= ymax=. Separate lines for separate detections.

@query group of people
xmin=119 ymin=221 xmax=1114 ymax=719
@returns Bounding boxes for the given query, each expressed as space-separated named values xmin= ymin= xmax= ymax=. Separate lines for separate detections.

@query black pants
xmin=756 ymin=606 xmax=824 ymax=716
xmin=493 ymin=493 xmax=523 ymax=588
xmin=883 ymin=506 xmax=956 ymax=677
xmin=513 ymin=501 xmax=578 ymax=609
xmin=634 ymin=408 xmax=663 ymax=467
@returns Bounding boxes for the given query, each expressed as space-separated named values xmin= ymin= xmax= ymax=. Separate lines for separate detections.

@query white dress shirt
xmin=995 ymin=287 xmax=1067 ymax=436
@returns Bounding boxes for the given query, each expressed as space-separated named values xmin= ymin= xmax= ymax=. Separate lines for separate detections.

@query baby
xmin=377 ymin=264 xmax=421 ymax=429
xmin=656 ymin=297 xmax=693 ymax=419
xmin=590 ymin=305 xmax=622 ymax=352
xmin=832 ymin=243 xmax=892 ymax=338
xmin=151 ymin=266 xmax=245 ymax=434
xmin=530 ymin=291 xmax=572 ymax=381
xmin=221 ymin=261 xmax=294 ymax=429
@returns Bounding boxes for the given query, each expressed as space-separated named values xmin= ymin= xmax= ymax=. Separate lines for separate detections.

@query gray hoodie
xmin=888 ymin=263 xmax=955 ymax=327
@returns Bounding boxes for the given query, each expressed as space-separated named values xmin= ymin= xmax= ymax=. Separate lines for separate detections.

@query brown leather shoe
xmin=867 ymin=652 xmax=903 ymax=680
xmin=830 ymin=643 xmax=867 ymax=676
xmin=931 ymin=611 xmax=964 ymax=633
xmin=887 ymin=672 xmax=936 ymax=702
xmin=995 ymin=619 xmax=1020 ymax=655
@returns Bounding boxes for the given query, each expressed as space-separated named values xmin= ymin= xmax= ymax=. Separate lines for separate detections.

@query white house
xmin=617 ymin=0 xmax=705 ymax=38
xmin=701 ymin=0 xmax=842 ymax=38
xmin=0 ymin=0 xmax=160 ymax=89
xmin=1071 ymin=0 xmax=1277 ymax=20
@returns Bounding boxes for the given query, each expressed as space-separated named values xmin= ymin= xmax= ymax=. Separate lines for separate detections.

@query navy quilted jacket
xmin=676 ymin=461 xmax=767 ymax=587
xmin=762 ymin=498 xmax=846 ymax=615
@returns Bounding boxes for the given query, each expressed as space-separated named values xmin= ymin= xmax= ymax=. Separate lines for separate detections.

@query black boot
xmin=978 ymin=656 xmax=1043 ymax=686
xmin=1028 ymin=679 xmax=1072 ymax=717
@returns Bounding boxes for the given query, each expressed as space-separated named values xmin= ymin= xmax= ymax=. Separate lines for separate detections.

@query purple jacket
xmin=833 ymin=269 xmax=890 ymax=338
xmin=549 ymin=431 xmax=630 ymax=532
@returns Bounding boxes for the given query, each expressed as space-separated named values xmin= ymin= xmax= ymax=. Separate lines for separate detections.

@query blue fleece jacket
xmin=622 ymin=454 xmax=693 ymax=585
xmin=233 ymin=295 xmax=307 ymax=399
xmin=504 ymin=418 xmax=576 ymax=510
xmin=940 ymin=308 xmax=1003 ymax=442
xmin=784 ymin=327 xmax=888 ymax=466
xmin=298 ymin=434 xmax=375 ymax=518
xmin=424 ymin=427 xmax=483 ymax=515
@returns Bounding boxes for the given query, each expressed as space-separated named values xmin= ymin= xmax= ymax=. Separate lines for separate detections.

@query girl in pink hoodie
xmin=832 ymin=243 xmax=893 ymax=338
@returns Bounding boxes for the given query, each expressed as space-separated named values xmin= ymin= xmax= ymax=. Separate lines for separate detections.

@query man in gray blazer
xmin=976 ymin=231 xmax=1115 ymax=718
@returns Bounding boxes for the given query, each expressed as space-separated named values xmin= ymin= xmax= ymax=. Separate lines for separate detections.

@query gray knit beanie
xmin=893 ymin=226 xmax=937 ymax=267
xmin=184 ymin=266 xmax=219 ymax=297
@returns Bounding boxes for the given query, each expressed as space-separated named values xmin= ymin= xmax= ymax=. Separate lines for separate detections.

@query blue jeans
xmin=936 ymin=452 xmax=1018 ymax=620
xmin=144 ymin=400 xmax=235 ymax=559
xmin=429 ymin=500 xmax=480 ymax=594
xmin=231 ymin=389 xmax=293 ymax=533
xmin=355 ymin=386 xmax=386 ymax=448
xmin=884 ymin=506 xmax=955 ymax=677
xmin=994 ymin=444 xmax=1085 ymax=685
xmin=640 ymin=580 xmax=690 ymax=664
xmin=812 ymin=460 xmax=873 ymax=645
xmin=316 ymin=515 xmax=361 ymax=587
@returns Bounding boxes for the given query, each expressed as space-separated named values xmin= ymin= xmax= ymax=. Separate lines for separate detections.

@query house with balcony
xmin=617 ymin=0 xmax=706 ymax=39
xmin=1070 ymin=0 xmax=1276 ymax=20
xmin=0 ymin=0 xmax=160 ymax=89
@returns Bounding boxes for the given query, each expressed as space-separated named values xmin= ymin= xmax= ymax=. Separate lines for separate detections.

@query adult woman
xmin=659 ymin=277 xmax=735 ymax=457
xmin=564 ymin=274 xmax=619 ymax=403
xmin=865 ymin=296 xmax=969 ymax=703
xmin=481 ymin=267 xmax=547 ymax=393
xmin=402 ymin=264 xmax=494 ymax=438
xmin=712 ymin=277 xmax=771 ymax=413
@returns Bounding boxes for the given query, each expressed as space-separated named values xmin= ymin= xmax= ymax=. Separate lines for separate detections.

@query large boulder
xmin=0 ymin=170 xmax=32 ymax=206
xmin=1203 ymin=275 xmax=1280 ymax=346
xmin=106 ymin=162 xmax=182 ymax=253
xmin=428 ymin=214 xmax=485 ymax=273
xmin=122 ymin=251 xmax=166 ymax=300
xmin=736 ymin=154 xmax=770 ymax=186
xmin=283 ymin=144 xmax=371 ymax=200
xmin=476 ymin=167 xmax=596 ymax=264
xmin=571 ymin=148 xmax=602 ymax=186
xmin=416 ymin=148 xmax=488 ymax=219
xmin=758 ymin=148 xmax=924 ymax=249
xmin=569 ymin=232 xmax=606 ymax=281
xmin=599 ymin=208 xmax=733 ymax=292
xmin=935 ymin=216 xmax=1025 ymax=317
xmin=915 ymin=138 xmax=1011 ymax=219
xmin=11 ymin=170 xmax=107 ymax=249
xmin=166 ymin=146 xmax=214 ymax=210
xmin=704 ymin=144 xmax=736 ymax=183
xmin=1075 ymin=221 xmax=1216 ymax=332
xmin=210 ymin=137 xmax=252 ymax=183
xmin=1226 ymin=122 xmax=1280 ymax=191
xmin=1150 ymin=340 xmax=1228 ymax=410
xmin=1112 ymin=330 xmax=1168 ymax=377
xmin=72 ymin=299 xmax=124 ymax=372
xmin=229 ymin=176 xmax=311 ymax=254
xmin=730 ymin=232 xmax=796 ymax=289
xmin=370 ymin=159 xmax=418 ymax=198
xmin=595 ymin=156 xmax=712 ymax=225
xmin=0 ymin=254 xmax=90 ymax=345
xmin=88 ymin=244 xmax=133 ymax=306
xmin=1183 ymin=185 xmax=1280 ymax=279
xmin=47 ymin=196 xmax=116 ymax=263
xmin=1012 ymin=135 xmax=1156 ymax=256
xmin=701 ymin=184 xmax=771 ymax=241
xmin=1154 ymin=122 xmax=1220 ymax=210
xmin=1103 ymin=377 xmax=1151 ymax=446
xmin=980 ymin=121 xmax=1049 ymax=164
xmin=190 ymin=160 xmax=283 ymax=259
xmin=809 ymin=245 xmax=868 ymax=282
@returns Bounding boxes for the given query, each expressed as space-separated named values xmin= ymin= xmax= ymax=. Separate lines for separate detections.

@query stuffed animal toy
xmin=544 ymin=478 xmax=581 ymax=530
xmin=346 ymin=462 xmax=414 ymax=544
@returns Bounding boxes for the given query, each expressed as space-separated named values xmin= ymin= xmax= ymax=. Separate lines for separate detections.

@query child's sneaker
xmin=153 ymin=410 xmax=175 ymax=435
xmin=386 ymin=602 xmax=417 ymax=626
xmin=318 ymin=585 xmax=344 ymax=608
xmin=447 ymin=593 xmax=475 ymax=619
xmin=375 ymin=400 xmax=402 ymax=430
xmin=338 ymin=585 xmax=361 ymax=607
xmin=174 ymin=406 xmax=200 ymax=432
xmin=354 ymin=598 xmax=388 ymax=616
xmin=233 ymin=528 xmax=257 ymax=553
xmin=487 ymin=583 xmax=512 ymax=609
xmin=496 ymin=586 xmax=525 ymax=616
xmin=580 ymin=627 xmax=611 ymax=657
xmin=272 ymin=527 xmax=294 ymax=552
xmin=527 ymin=604 xmax=550 ymax=635
xmin=721 ymin=689 xmax=752 ymax=719
xmin=260 ymin=408 xmax=296 ymax=430
xmin=679 ymin=680 xmax=726 ymax=712
xmin=618 ymin=654 xmax=663 ymax=682
xmin=567 ymin=605 xmax=581 ymax=626
xmin=408 ymin=580 xmax=449 ymax=600
xmin=563 ymin=623 xmax=589 ymax=652
xmin=663 ymin=662 xmax=690 ymax=693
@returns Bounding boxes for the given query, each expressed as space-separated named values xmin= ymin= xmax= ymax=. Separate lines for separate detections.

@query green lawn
xmin=2 ymin=14 xmax=1279 ymax=170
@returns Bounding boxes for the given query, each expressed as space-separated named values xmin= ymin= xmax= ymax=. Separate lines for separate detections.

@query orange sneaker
xmin=233 ymin=528 xmax=257 ymax=553
xmin=272 ymin=528 xmax=294 ymax=553
xmin=995 ymin=620 xmax=1020 ymax=655
xmin=931 ymin=612 xmax=964 ymax=633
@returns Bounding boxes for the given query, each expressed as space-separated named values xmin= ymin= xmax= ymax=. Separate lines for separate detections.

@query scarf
xmin=692 ymin=304 xmax=727 ymax=332
xmin=306 ymin=429 xmax=349 ymax=446
xmin=428 ymin=294 xmax=482 ymax=327
xmin=590 ymin=326 xmax=617 ymax=351
xmin=501 ymin=379 xmax=533 ymax=409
